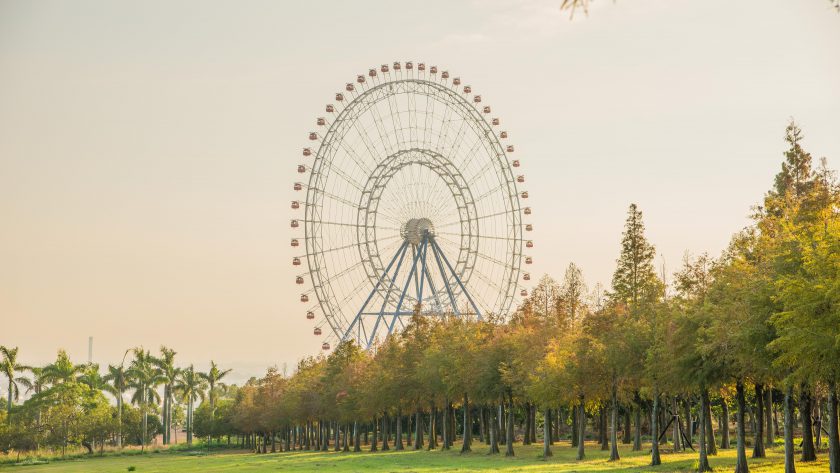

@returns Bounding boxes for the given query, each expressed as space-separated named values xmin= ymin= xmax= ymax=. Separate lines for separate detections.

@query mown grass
xmin=0 ymin=441 xmax=829 ymax=472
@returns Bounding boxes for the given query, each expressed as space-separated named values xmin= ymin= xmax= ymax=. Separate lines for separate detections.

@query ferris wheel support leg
xmin=385 ymin=239 xmax=425 ymax=337
xmin=421 ymin=242 xmax=442 ymax=313
xmin=430 ymin=237 xmax=483 ymax=320
xmin=429 ymin=236 xmax=460 ymax=315
xmin=365 ymin=242 xmax=410 ymax=348
xmin=417 ymin=235 xmax=428 ymax=303
xmin=345 ymin=240 xmax=408 ymax=345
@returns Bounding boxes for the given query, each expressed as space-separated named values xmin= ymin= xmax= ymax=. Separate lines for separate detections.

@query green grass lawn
xmin=0 ymin=441 xmax=829 ymax=472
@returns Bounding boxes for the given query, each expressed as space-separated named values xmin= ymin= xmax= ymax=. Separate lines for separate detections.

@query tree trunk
xmin=395 ymin=411 xmax=404 ymax=450
xmin=572 ymin=406 xmax=579 ymax=447
xmin=698 ymin=389 xmax=712 ymax=472
xmin=381 ymin=413 xmax=390 ymax=451
xmin=684 ymin=397 xmax=693 ymax=446
xmin=370 ymin=416 xmax=378 ymax=452
xmin=753 ymin=383 xmax=766 ymax=458
xmin=543 ymin=407 xmax=553 ymax=457
xmin=783 ymin=385 xmax=796 ymax=473
xmin=353 ymin=421 xmax=361 ymax=452
xmin=530 ymin=404 xmax=537 ymax=444
xmin=600 ymin=407 xmax=609 ymax=450
xmin=623 ymin=409 xmax=632 ymax=444
xmin=801 ymin=384 xmax=817 ymax=461
xmin=673 ymin=397 xmax=683 ymax=452
xmin=766 ymin=387 xmax=774 ymax=446
xmin=478 ymin=406 xmax=485 ymax=443
xmin=610 ymin=379 xmax=620 ymax=461
xmin=633 ymin=392 xmax=643 ymax=451
xmin=505 ymin=394 xmax=515 ymax=457
xmin=651 ymin=387 xmax=661 ymax=466
xmin=414 ymin=409 xmax=424 ymax=449
xmin=461 ymin=393 xmax=472 ymax=453
xmin=829 ymin=380 xmax=840 ymax=473
xmin=736 ymin=381 xmax=750 ymax=473
xmin=440 ymin=403 xmax=448 ymax=450
xmin=721 ymin=401 xmax=731 ymax=449
xmin=706 ymin=395 xmax=717 ymax=455
xmin=488 ymin=405 xmax=500 ymax=454
xmin=577 ymin=396 xmax=586 ymax=461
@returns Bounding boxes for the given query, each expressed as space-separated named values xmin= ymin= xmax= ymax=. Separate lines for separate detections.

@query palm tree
xmin=40 ymin=349 xmax=84 ymax=385
xmin=200 ymin=360 xmax=232 ymax=412
xmin=127 ymin=348 xmax=166 ymax=451
xmin=78 ymin=363 xmax=109 ymax=391
xmin=174 ymin=365 xmax=208 ymax=446
xmin=0 ymin=346 xmax=31 ymax=422
xmin=103 ymin=362 xmax=130 ymax=448
xmin=153 ymin=346 xmax=179 ymax=445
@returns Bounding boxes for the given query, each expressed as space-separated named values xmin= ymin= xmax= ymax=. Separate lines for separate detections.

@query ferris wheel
xmin=291 ymin=61 xmax=533 ymax=350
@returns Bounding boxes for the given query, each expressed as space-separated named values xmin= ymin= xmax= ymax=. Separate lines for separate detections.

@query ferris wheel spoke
xmin=437 ymin=208 xmax=517 ymax=229
xmin=301 ymin=234 xmax=400 ymax=259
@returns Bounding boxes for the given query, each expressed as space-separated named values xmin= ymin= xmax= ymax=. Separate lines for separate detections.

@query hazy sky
xmin=1 ymin=0 xmax=838 ymax=384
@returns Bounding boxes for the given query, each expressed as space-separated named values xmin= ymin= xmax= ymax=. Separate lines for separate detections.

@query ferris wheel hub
xmin=401 ymin=217 xmax=435 ymax=245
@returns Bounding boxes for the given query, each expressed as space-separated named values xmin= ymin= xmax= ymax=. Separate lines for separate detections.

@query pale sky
xmin=1 ymin=0 xmax=838 ymax=384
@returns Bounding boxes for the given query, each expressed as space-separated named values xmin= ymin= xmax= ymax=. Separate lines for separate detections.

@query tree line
xmin=2 ymin=121 xmax=838 ymax=473
xmin=0 ymin=345 xmax=231 ymax=457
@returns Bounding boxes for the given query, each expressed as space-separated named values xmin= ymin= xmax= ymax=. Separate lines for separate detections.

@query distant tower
xmin=88 ymin=336 xmax=93 ymax=364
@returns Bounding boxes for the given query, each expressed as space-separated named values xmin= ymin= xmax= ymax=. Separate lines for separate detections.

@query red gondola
xmin=381 ymin=64 xmax=389 ymax=73
xmin=291 ymin=201 xmax=300 ymax=209
xmin=291 ymin=239 xmax=299 ymax=247
xmin=309 ymin=132 xmax=318 ymax=141
xmin=526 ymin=240 xmax=534 ymax=248
xmin=483 ymin=106 xmax=491 ymax=114
xmin=506 ymin=145 xmax=514 ymax=152
xmin=521 ymin=191 xmax=529 ymax=199
xmin=492 ymin=118 xmax=499 ymax=126
xmin=430 ymin=66 xmax=438 ymax=74
xmin=526 ymin=224 xmax=533 ymax=231
xmin=512 ymin=159 xmax=520 ymax=167
xmin=524 ymin=207 xmax=531 ymax=215
xmin=345 ymin=83 xmax=354 ymax=92
xmin=393 ymin=62 xmax=401 ymax=71
xmin=463 ymin=85 xmax=472 ymax=94
xmin=406 ymin=61 xmax=413 ymax=70
xmin=291 ymin=220 xmax=299 ymax=228
xmin=335 ymin=93 xmax=344 ymax=101
xmin=296 ymin=276 xmax=304 ymax=284
xmin=523 ymin=273 xmax=531 ymax=281
xmin=306 ymin=311 xmax=315 ymax=319
xmin=369 ymin=68 xmax=377 ymax=77
xmin=326 ymin=104 xmax=335 ymax=113
xmin=357 ymin=75 xmax=365 ymax=83
xmin=500 ymin=131 xmax=508 ymax=139
xmin=294 ymin=182 xmax=302 ymax=191
xmin=517 ymin=175 xmax=524 ymax=183
xmin=321 ymin=342 xmax=330 ymax=350
xmin=453 ymin=77 xmax=461 ymax=86
xmin=521 ymin=289 xmax=528 ymax=297
xmin=525 ymin=256 xmax=533 ymax=264
xmin=293 ymin=257 xmax=301 ymax=266
xmin=297 ymin=165 xmax=306 ymax=173
xmin=418 ymin=63 xmax=426 ymax=71
xmin=303 ymin=148 xmax=312 ymax=156
xmin=300 ymin=294 xmax=309 ymax=303
xmin=317 ymin=117 xmax=326 ymax=126
xmin=314 ymin=327 xmax=322 ymax=336
xmin=473 ymin=95 xmax=481 ymax=103
xmin=441 ymin=71 xmax=449 ymax=79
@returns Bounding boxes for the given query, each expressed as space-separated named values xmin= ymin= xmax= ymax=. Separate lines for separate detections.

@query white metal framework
xmin=291 ymin=62 xmax=533 ymax=350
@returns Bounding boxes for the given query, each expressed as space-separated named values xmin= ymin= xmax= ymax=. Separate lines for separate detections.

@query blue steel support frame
xmin=348 ymin=231 xmax=482 ymax=348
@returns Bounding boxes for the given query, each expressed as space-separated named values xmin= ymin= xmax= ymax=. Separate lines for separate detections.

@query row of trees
xmin=218 ymin=122 xmax=838 ymax=473
xmin=0 ymin=345 xmax=232 ymax=456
